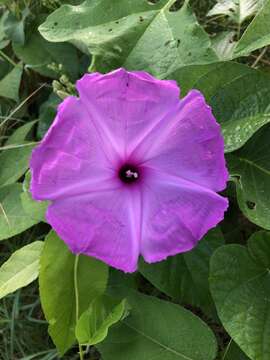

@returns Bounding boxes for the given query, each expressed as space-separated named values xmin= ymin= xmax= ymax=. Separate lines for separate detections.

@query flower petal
xmin=141 ymin=170 xmax=228 ymax=263
xmin=76 ymin=68 xmax=180 ymax=158
xmin=46 ymin=187 xmax=141 ymax=272
xmin=135 ymin=90 xmax=228 ymax=192
xmin=30 ymin=96 xmax=117 ymax=201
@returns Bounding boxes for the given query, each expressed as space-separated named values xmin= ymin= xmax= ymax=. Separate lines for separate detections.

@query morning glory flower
xmin=30 ymin=69 xmax=228 ymax=272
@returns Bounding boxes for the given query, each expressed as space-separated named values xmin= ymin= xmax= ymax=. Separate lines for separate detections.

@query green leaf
xmin=173 ymin=63 xmax=269 ymax=153
xmin=75 ymin=295 xmax=129 ymax=345
xmin=39 ymin=0 xmax=217 ymax=76
xmin=39 ymin=231 xmax=108 ymax=355
xmin=234 ymin=0 xmax=270 ymax=57
xmin=227 ymin=125 xmax=270 ymax=229
xmin=209 ymin=71 xmax=270 ymax=153
xmin=210 ymin=231 xmax=270 ymax=360
xmin=0 ymin=121 xmax=36 ymax=188
xmin=21 ymin=170 xmax=48 ymax=223
xmin=6 ymin=120 xmax=35 ymax=145
xmin=170 ymin=61 xmax=251 ymax=98
xmin=98 ymin=289 xmax=218 ymax=360
xmin=0 ymin=183 xmax=41 ymax=240
xmin=123 ymin=1 xmax=218 ymax=77
xmin=223 ymin=340 xmax=252 ymax=360
xmin=13 ymin=32 xmax=79 ymax=79
xmin=2 ymin=8 xmax=30 ymax=45
xmin=37 ymin=93 xmax=61 ymax=139
xmin=139 ymin=228 xmax=224 ymax=316
xmin=0 ymin=241 xmax=43 ymax=299
xmin=207 ymin=0 xmax=264 ymax=25
xmin=0 ymin=65 xmax=22 ymax=101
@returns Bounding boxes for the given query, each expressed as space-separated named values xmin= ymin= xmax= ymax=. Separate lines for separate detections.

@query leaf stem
xmin=74 ymin=255 xmax=84 ymax=360
xmin=222 ymin=339 xmax=232 ymax=360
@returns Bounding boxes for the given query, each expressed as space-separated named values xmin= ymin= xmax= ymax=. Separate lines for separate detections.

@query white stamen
xmin=126 ymin=170 xmax=139 ymax=179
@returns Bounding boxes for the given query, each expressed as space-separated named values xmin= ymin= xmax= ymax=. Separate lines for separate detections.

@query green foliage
xmin=210 ymin=231 xmax=270 ymax=360
xmin=0 ymin=121 xmax=36 ymax=187
xmin=1 ymin=0 xmax=270 ymax=358
xmin=210 ymin=71 xmax=270 ymax=152
xmin=223 ymin=341 xmax=251 ymax=360
xmin=234 ymin=0 xmax=270 ymax=56
xmin=75 ymin=295 xmax=129 ymax=346
xmin=21 ymin=170 xmax=48 ymax=223
xmin=1 ymin=8 xmax=30 ymax=45
xmin=0 ymin=65 xmax=22 ymax=101
xmin=227 ymin=125 xmax=270 ymax=229
xmin=0 ymin=183 xmax=41 ymax=240
xmin=37 ymin=93 xmax=61 ymax=139
xmin=39 ymin=231 xmax=108 ymax=355
xmin=0 ymin=241 xmax=43 ymax=299
xmin=13 ymin=32 xmax=79 ymax=79
xmin=39 ymin=0 xmax=218 ymax=76
xmin=140 ymin=227 xmax=224 ymax=316
xmin=98 ymin=289 xmax=218 ymax=360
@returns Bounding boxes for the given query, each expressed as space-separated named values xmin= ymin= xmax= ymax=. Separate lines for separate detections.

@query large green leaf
xmin=13 ymin=32 xmax=79 ymax=79
xmin=227 ymin=125 xmax=270 ymax=229
xmin=234 ymin=0 xmax=270 ymax=57
xmin=139 ymin=228 xmax=224 ymax=316
xmin=98 ymin=289 xmax=217 ymax=360
xmin=0 ymin=241 xmax=43 ymax=299
xmin=209 ymin=71 xmax=270 ymax=153
xmin=0 ymin=183 xmax=41 ymax=240
xmin=123 ymin=1 xmax=218 ymax=77
xmin=190 ymin=62 xmax=252 ymax=101
xmin=39 ymin=0 xmax=217 ymax=76
xmin=39 ymin=231 xmax=108 ymax=355
xmin=0 ymin=65 xmax=22 ymax=101
xmin=170 ymin=61 xmax=252 ymax=98
xmin=0 ymin=121 xmax=36 ymax=188
xmin=75 ymin=295 xmax=129 ymax=346
xmin=210 ymin=231 xmax=270 ymax=360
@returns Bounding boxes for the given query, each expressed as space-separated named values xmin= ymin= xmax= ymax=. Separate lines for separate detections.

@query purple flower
xmin=30 ymin=69 xmax=228 ymax=272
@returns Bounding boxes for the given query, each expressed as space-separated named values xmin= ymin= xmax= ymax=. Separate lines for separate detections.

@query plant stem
xmin=252 ymin=47 xmax=268 ymax=68
xmin=74 ymin=255 xmax=84 ymax=360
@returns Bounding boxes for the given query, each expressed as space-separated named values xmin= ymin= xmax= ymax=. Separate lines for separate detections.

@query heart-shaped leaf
xmin=210 ymin=231 xmax=270 ymax=360
xmin=39 ymin=0 xmax=217 ymax=77
xmin=98 ymin=289 xmax=218 ymax=360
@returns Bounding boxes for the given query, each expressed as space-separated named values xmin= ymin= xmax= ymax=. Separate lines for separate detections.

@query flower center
xmin=119 ymin=164 xmax=139 ymax=184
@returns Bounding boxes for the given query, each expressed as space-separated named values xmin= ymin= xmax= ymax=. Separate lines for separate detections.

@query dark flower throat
xmin=119 ymin=164 xmax=139 ymax=184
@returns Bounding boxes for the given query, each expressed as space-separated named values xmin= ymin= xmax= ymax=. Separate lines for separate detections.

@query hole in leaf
xmin=108 ymin=28 xmax=113 ymax=32
xmin=115 ymin=21 xmax=119 ymax=24
xmin=139 ymin=16 xmax=144 ymax=22
xmin=147 ymin=0 xmax=161 ymax=4
xmin=177 ymin=39 xmax=181 ymax=47
xmin=246 ymin=201 xmax=256 ymax=210
xmin=54 ymin=22 xmax=58 ymax=26
xmin=169 ymin=0 xmax=182 ymax=12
